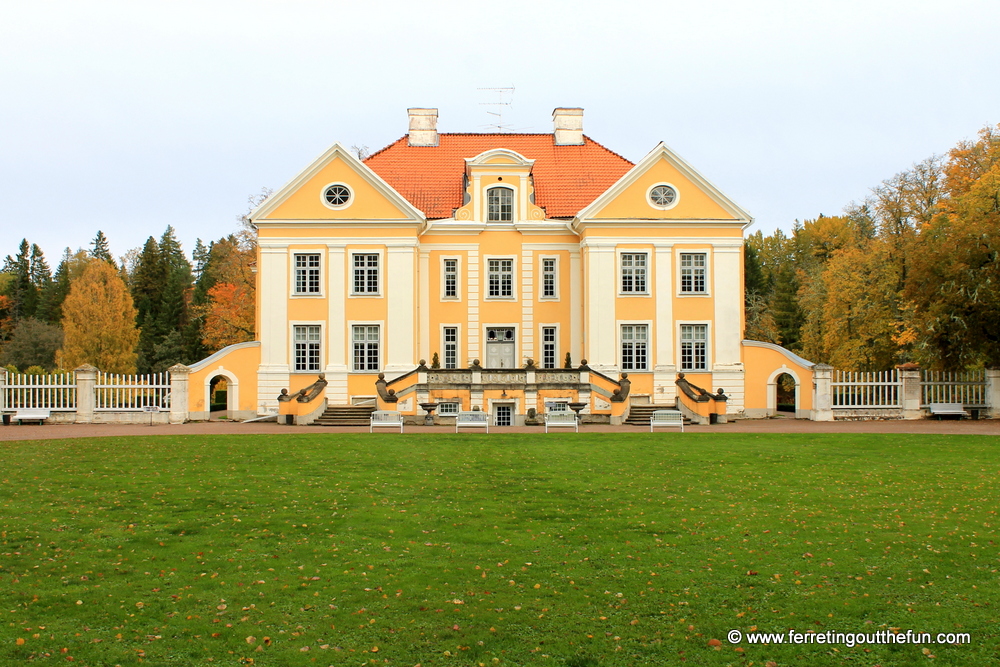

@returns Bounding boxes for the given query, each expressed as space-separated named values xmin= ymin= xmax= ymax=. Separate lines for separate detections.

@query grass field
xmin=1 ymin=433 xmax=998 ymax=666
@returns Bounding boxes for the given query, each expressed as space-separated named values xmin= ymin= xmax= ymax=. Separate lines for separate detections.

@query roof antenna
xmin=478 ymin=86 xmax=515 ymax=132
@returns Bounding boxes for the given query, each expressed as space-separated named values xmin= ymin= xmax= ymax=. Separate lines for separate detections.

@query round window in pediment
xmin=649 ymin=184 xmax=678 ymax=208
xmin=322 ymin=183 xmax=352 ymax=209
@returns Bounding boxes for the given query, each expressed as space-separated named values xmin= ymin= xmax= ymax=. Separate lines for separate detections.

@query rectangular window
xmin=443 ymin=259 xmax=458 ymax=298
xmin=352 ymin=325 xmax=380 ymax=371
xmin=293 ymin=253 xmax=321 ymax=294
xmin=443 ymin=327 xmax=458 ymax=369
xmin=352 ymin=253 xmax=379 ymax=294
xmin=438 ymin=402 xmax=459 ymax=415
xmin=488 ymin=258 xmax=513 ymax=297
xmin=620 ymin=253 xmax=647 ymax=293
xmin=542 ymin=326 xmax=557 ymax=369
xmin=680 ymin=253 xmax=707 ymax=293
xmin=293 ymin=325 xmax=321 ymax=372
xmin=621 ymin=324 xmax=648 ymax=371
xmin=680 ymin=324 xmax=708 ymax=370
xmin=541 ymin=258 xmax=556 ymax=298
xmin=487 ymin=187 xmax=513 ymax=222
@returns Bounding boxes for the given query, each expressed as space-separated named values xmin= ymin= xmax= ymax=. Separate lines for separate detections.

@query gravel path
xmin=1 ymin=417 xmax=997 ymax=441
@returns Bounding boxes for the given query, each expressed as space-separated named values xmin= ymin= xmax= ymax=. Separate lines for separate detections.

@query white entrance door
xmin=485 ymin=327 xmax=516 ymax=368
xmin=495 ymin=404 xmax=513 ymax=426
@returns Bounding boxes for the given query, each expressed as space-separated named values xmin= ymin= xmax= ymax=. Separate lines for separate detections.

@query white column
xmin=569 ymin=249 xmax=582 ymax=367
xmin=653 ymin=243 xmax=676 ymax=403
xmin=257 ymin=245 xmax=290 ymax=413
xmin=384 ymin=242 xmax=418 ymax=375
xmin=324 ymin=244 xmax=348 ymax=404
xmin=583 ymin=242 xmax=617 ymax=372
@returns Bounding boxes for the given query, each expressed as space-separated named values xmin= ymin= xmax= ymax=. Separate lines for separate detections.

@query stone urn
xmin=419 ymin=402 xmax=438 ymax=426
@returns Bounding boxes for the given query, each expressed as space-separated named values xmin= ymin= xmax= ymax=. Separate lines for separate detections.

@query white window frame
xmin=437 ymin=401 xmax=460 ymax=415
xmin=440 ymin=256 xmax=461 ymax=301
xmin=485 ymin=256 xmax=516 ymax=300
xmin=618 ymin=250 xmax=650 ymax=296
xmin=350 ymin=250 xmax=383 ymax=297
xmin=678 ymin=251 xmax=709 ymax=295
xmin=441 ymin=324 xmax=460 ymax=369
xmin=678 ymin=322 xmax=710 ymax=371
xmin=291 ymin=322 xmax=324 ymax=373
xmin=619 ymin=321 xmax=652 ymax=372
xmin=349 ymin=322 xmax=382 ymax=372
xmin=539 ymin=255 xmax=559 ymax=300
xmin=485 ymin=185 xmax=515 ymax=223
xmin=291 ymin=252 xmax=323 ymax=297
xmin=539 ymin=323 xmax=559 ymax=369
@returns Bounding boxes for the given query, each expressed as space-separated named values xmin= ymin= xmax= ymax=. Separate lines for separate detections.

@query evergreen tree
xmin=37 ymin=248 xmax=73 ymax=324
xmin=90 ymin=230 xmax=116 ymax=268
xmin=192 ymin=238 xmax=210 ymax=279
xmin=129 ymin=228 xmax=193 ymax=372
xmin=2 ymin=239 xmax=38 ymax=320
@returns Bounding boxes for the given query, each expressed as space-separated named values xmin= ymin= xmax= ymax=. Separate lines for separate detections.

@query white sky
xmin=2 ymin=0 xmax=998 ymax=263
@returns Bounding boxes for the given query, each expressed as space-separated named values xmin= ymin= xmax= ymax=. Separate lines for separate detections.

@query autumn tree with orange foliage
xmin=201 ymin=281 xmax=255 ymax=350
xmin=60 ymin=259 xmax=139 ymax=373
xmin=905 ymin=124 xmax=1000 ymax=369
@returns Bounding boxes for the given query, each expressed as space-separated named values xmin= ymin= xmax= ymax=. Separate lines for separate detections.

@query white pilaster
xmin=385 ymin=242 xmax=418 ymax=374
xmin=583 ymin=242 xmax=617 ymax=371
xmin=324 ymin=244 xmax=348 ymax=404
xmin=713 ymin=246 xmax=743 ymax=365
xmin=569 ymin=249 xmax=582 ymax=366
xmin=419 ymin=250 xmax=431 ymax=363
xmin=521 ymin=249 xmax=534 ymax=363
xmin=653 ymin=243 xmax=675 ymax=400
xmin=468 ymin=250 xmax=480 ymax=363
xmin=257 ymin=245 xmax=290 ymax=412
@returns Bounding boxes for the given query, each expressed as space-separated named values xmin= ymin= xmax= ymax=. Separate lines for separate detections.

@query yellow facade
xmin=187 ymin=108 xmax=819 ymax=423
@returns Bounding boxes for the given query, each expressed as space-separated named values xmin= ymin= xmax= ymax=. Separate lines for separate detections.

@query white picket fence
xmin=831 ymin=370 xmax=901 ymax=408
xmin=2 ymin=372 xmax=77 ymax=411
xmin=95 ymin=372 xmax=171 ymax=411
xmin=921 ymin=370 xmax=987 ymax=408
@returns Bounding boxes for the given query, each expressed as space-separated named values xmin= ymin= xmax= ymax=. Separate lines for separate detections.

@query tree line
xmin=744 ymin=123 xmax=1000 ymax=372
xmin=0 ymin=192 xmax=267 ymax=375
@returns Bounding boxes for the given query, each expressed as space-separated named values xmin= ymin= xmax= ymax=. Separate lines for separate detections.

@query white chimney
xmin=552 ymin=107 xmax=584 ymax=145
xmin=407 ymin=108 xmax=439 ymax=146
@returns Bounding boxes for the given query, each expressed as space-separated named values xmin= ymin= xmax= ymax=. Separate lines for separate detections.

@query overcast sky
xmin=2 ymin=0 xmax=998 ymax=263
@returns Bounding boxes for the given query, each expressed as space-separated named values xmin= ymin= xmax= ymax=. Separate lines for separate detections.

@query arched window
xmin=486 ymin=186 xmax=513 ymax=222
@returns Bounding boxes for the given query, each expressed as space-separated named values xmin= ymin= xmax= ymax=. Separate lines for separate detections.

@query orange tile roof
xmin=364 ymin=134 xmax=634 ymax=219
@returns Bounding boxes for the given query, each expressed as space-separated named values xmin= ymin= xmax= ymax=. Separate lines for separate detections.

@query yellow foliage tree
xmin=60 ymin=259 xmax=140 ymax=373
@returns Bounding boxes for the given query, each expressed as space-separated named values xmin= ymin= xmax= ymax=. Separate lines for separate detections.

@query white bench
xmin=370 ymin=410 xmax=404 ymax=433
xmin=12 ymin=409 xmax=51 ymax=425
xmin=928 ymin=403 xmax=969 ymax=420
xmin=544 ymin=412 xmax=578 ymax=432
xmin=650 ymin=409 xmax=684 ymax=432
xmin=456 ymin=411 xmax=489 ymax=433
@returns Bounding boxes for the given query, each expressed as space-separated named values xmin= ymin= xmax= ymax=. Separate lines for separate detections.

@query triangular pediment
xmin=251 ymin=142 xmax=425 ymax=222
xmin=576 ymin=143 xmax=752 ymax=224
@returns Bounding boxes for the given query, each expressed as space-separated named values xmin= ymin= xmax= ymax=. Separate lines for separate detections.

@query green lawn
xmin=1 ymin=433 xmax=998 ymax=666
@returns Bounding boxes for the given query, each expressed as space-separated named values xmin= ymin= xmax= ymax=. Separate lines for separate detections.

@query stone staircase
xmin=625 ymin=404 xmax=692 ymax=427
xmin=312 ymin=405 xmax=376 ymax=426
